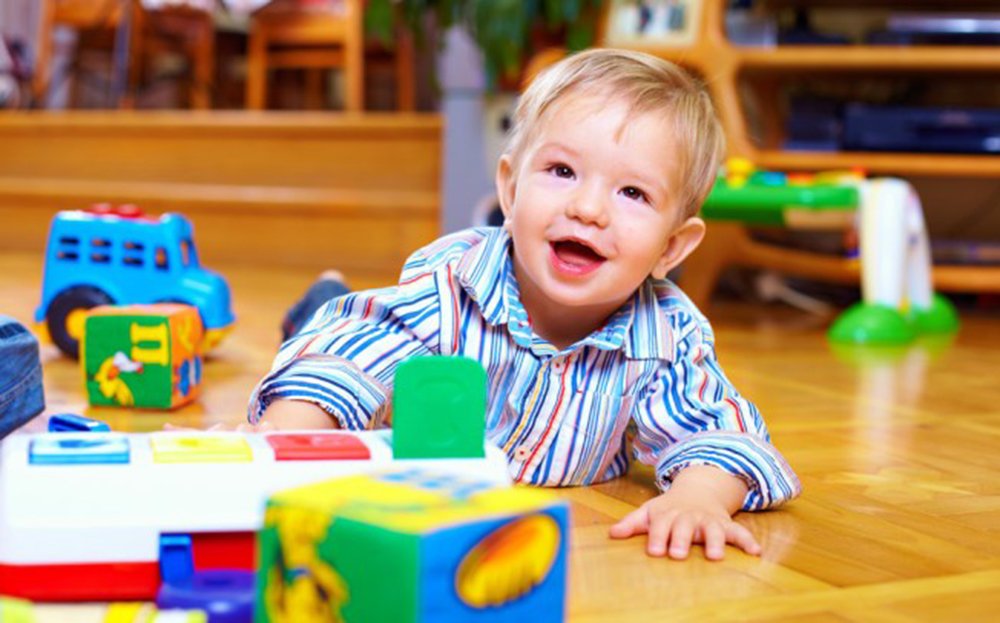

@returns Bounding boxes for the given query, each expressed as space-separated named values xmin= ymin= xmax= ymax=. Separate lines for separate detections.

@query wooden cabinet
xmin=616 ymin=0 xmax=999 ymax=178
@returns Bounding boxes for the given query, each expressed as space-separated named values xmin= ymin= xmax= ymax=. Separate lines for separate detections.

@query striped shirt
xmin=249 ymin=227 xmax=801 ymax=510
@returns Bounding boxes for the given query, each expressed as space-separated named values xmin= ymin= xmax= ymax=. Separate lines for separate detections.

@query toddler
xmin=249 ymin=48 xmax=800 ymax=560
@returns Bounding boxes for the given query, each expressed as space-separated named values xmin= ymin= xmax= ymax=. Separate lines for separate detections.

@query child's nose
xmin=566 ymin=186 xmax=609 ymax=227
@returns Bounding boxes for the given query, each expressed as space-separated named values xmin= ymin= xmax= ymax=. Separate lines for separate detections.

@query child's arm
xmin=620 ymin=307 xmax=800 ymax=559
xmin=247 ymin=281 xmax=437 ymax=431
xmin=257 ymin=399 xmax=341 ymax=430
xmin=609 ymin=465 xmax=760 ymax=560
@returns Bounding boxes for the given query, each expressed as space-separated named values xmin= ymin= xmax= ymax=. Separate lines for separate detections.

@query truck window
xmin=91 ymin=237 xmax=111 ymax=264
xmin=180 ymin=239 xmax=197 ymax=267
xmin=56 ymin=236 xmax=80 ymax=261
xmin=155 ymin=247 xmax=169 ymax=270
xmin=123 ymin=240 xmax=145 ymax=268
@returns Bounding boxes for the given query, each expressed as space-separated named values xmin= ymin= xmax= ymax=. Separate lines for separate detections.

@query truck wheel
xmin=47 ymin=286 xmax=114 ymax=359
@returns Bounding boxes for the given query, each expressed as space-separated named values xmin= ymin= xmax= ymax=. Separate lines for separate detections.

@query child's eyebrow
xmin=535 ymin=142 xmax=580 ymax=159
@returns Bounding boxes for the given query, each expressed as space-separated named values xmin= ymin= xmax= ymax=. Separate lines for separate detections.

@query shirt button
xmin=551 ymin=360 xmax=564 ymax=372
xmin=514 ymin=446 xmax=531 ymax=461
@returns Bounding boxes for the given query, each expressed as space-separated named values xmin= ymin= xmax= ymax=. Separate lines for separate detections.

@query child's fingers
xmin=609 ymin=507 xmax=649 ymax=539
xmin=726 ymin=521 xmax=762 ymax=556
xmin=163 ymin=422 xmax=233 ymax=432
xmin=646 ymin=512 xmax=675 ymax=557
xmin=163 ymin=422 xmax=216 ymax=431
xmin=236 ymin=421 xmax=276 ymax=433
xmin=702 ymin=521 xmax=727 ymax=560
xmin=667 ymin=516 xmax=696 ymax=560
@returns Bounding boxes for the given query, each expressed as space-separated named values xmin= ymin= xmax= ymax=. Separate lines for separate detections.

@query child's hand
xmin=608 ymin=465 xmax=761 ymax=561
xmin=162 ymin=421 xmax=276 ymax=433
xmin=258 ymin=399 xmax=340 ymax=430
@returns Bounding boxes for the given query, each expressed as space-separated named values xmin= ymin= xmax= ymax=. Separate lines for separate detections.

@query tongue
xmin=553 ymin=241 xmax=604 ymax=267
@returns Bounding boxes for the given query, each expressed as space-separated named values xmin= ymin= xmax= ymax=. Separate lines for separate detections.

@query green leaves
xmin=364 ymin=0 xmax=395 ymax=45
xmin=364 ymin=0 xmax=603 ymax=86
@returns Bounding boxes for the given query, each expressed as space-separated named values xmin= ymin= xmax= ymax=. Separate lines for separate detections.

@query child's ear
xmin=651 ymin=216 xmax=706 ymax=280
xmin=495 ymin=154 xmax=516 ymax=225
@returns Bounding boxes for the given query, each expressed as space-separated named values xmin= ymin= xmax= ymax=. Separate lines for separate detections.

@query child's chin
xmin=542 ymin=283 xmax=613 ymax=308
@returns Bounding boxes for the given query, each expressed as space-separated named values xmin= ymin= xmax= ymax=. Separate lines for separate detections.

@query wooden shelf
xmin=736 ymin=46 xmax=1000 ymax=71
xmin=757 ymin=151 xmax=1000 ymax=178
xmin=629 ymin=0 xmax=1000 ymax=176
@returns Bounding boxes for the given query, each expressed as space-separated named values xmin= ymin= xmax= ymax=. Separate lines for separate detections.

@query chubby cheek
xmin=508 ymin=203 xmax=549 ymax=245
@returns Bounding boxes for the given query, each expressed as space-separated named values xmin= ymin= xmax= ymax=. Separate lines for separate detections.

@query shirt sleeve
xmin=630 ymin=318 xmax=801 ymax=511
xmin=247 ymin=285 xmax=436 ymax=429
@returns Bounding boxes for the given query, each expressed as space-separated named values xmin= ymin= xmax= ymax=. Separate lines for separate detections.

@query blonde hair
xmin=504 ymin=48 xmax=725 ymax=218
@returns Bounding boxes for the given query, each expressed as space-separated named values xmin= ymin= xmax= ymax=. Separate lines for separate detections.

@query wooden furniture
xmin=246 ymin=0 xmax=415 ymax=111
xmin=32 ymin=0 xmax=130 ymax=107
xmin=1 ymin=257 xmax=997 ymax=621
xmin=129 ymin=3 xmax=216 ymax=109
xmin=0 ymin=111 xmax=441 ymax=288
xmin=591 ymin=0 xmax=1000 ymax=305
xmin=33 ymin=0 xmax=216 ymax=110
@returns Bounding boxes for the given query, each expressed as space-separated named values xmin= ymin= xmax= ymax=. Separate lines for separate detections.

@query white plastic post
xmin=858 ymin=178 xmax=934 ymax=311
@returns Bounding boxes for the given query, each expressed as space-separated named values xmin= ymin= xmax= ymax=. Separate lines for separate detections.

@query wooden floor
xmin=2 ymin=251 xmax=999 ymax=622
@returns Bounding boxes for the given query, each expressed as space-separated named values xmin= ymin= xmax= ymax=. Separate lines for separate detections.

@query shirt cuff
xmin=655 ymin=430 xmax=802 ymax=511
xmin=247 ymin=354 xmax=390 ymax=429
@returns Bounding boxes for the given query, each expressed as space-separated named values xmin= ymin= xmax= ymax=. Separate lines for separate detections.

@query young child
xmin=248 ymin=48 xmax=800 ymax=561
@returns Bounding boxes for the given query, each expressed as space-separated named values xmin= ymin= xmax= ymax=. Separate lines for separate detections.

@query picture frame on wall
xmin=603 ymin=0 xmax=702 ymax=47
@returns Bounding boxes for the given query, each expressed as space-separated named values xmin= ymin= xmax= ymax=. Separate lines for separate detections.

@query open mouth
xmin=550 ymin=239 xmax=606 ymax=274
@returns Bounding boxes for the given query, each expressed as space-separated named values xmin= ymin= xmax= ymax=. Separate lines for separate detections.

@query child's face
xmin=496 ymin=94 xmax=705 ymax=324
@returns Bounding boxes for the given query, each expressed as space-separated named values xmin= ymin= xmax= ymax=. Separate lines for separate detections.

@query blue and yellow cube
xmin=81 ymin=304 xmax=203 ymax=409
xmin=256 ymin=470 xmax=569 ymax=623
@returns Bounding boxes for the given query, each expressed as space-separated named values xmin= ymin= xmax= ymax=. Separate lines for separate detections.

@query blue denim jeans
xmin=0 ymin=316 xmax=45 ymax=439
xmin=282 ymin=278 xmax=351 ymax=341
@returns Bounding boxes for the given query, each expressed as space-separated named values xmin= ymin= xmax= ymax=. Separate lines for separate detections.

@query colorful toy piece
xmin=704 ymin=163 xmax=859 ymax=228
xmin=704 ymin=161 xmax=959 ymax=344
xmin=258 ymin=469 xmax=568 ymax=623
xmin=35 ymin=204 xmax=235 ymax=359
xmin=81 ymin=304 xmax=204 ymax=410
xmin=47 ymin=412 xmax=111 ymax=433
xmin=104 ymin=602 xmax=207 ymax=623
xmin=0 ymin=596 xmax=35 ymax=623
xmin=0 ymin=357 xmax=512 ymax=603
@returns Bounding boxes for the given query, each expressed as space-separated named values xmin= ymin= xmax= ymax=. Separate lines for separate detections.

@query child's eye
xmin=621 ymin=186 xmax=648 ymax=203
xmin=549 ymin=164 xmax=574 ymax=179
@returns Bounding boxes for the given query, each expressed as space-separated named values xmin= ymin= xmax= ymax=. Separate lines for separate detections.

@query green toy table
xmin=702 ymin=179 xmax=859 ymax=226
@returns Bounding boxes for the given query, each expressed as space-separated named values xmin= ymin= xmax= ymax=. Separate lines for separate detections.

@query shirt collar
xmin=454 ymin=227 xmax=674 ymax=361
xmin=455 ymin=227 xmax=514 ymax=327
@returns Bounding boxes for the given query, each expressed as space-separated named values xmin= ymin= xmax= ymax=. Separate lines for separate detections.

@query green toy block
xmin=256 ymin=470 xmax=569 ymax=623
xmin=828 ymin=303 xmax=916 ymax=345
xmin=393 ymin=357 xmax=487 ymax=459
xmin=81 ymin=304 xmax=204 ymax=409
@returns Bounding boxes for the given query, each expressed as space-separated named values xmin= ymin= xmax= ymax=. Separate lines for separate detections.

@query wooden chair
xmin=32 ymin=0 xmax=130 ymax=107
xmin=130 ymin=3 xmax=216 ymax=109
xmin=33 ymin=0 xmax=216 ymax=109
xmin=246 ymin=0 xmax=415 ymax=111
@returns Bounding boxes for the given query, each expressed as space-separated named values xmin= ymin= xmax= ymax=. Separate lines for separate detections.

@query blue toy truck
xmin=35 ymin=204 xmax=235 ymax=358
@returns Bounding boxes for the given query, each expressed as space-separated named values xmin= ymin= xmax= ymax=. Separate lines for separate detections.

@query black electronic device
xmin=842 ymin=104 xmax=1000 ymax=154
